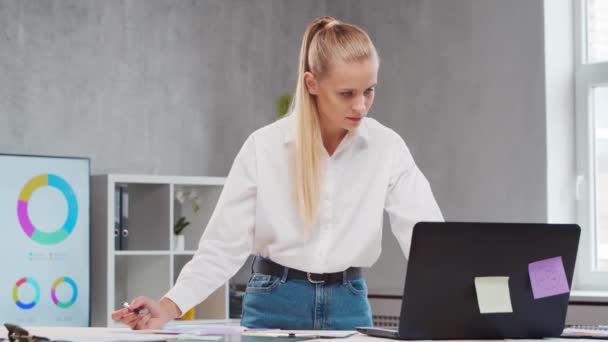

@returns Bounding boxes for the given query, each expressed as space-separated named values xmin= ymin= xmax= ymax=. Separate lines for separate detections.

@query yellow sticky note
xmin=474 ymin=276 xmax=513 ymax=314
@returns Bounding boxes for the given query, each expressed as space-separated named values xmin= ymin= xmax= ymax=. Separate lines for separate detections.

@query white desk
xmin=0 ymin=326 xmax=589 ymax=342
xmin=0 ymin=326 xmax=177 ymax=341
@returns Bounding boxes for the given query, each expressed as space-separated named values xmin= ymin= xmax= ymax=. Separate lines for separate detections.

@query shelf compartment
xmin=115 ymin=183 xmax=171 ymax=251
xmin=173 ymin=184 xmax=223 ymax=251
xmin=114 ymin=255 xmax=171 ymax=310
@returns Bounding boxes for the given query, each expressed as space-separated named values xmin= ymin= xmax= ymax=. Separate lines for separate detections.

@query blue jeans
xmin=240 ymin=266 xmax=373 ymax=330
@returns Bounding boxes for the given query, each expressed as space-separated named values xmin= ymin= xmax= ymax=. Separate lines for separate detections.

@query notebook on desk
xmin=356 ymin=222 xmax=580 ymax=340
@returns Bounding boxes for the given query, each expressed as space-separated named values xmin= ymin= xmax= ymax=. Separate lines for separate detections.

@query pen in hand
xmin=123 ymin=302 xmax=150 ymax=315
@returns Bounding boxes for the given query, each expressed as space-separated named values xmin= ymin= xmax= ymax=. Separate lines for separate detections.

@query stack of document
xmin=562 ymin=325 xmax=608 ymax=339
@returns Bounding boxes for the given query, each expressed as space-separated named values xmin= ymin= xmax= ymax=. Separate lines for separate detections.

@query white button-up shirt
xmin=165 ymin=114 xmax=443 ymax=314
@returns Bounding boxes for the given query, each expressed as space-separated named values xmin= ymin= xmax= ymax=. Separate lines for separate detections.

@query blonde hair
xmin=289 ymin=16 xmax=378 ymax=233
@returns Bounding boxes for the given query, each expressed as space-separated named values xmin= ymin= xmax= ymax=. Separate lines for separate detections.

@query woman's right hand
xmin=111 ymin=296 xmax=175 ymax=330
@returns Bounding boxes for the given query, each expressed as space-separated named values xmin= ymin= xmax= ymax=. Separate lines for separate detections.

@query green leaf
xmin=276 ymin=94 xmax=292 ymax=119
xmin=174 ymin=217 xmax=190 ymax=235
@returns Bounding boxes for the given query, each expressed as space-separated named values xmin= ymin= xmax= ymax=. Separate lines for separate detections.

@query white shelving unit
xmin=90 ymin=174 xmax=226 ymax=327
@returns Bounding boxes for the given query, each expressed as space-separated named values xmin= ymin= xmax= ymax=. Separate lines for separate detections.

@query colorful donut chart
xmin=51 ymin=277 xmax=78 ymax=308
xmin=13 ymin=277 xmax=40 ymax=310
xmin=17 ymin=174 xmax=78 ymax=245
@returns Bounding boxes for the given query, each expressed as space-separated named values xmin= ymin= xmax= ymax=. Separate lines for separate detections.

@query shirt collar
xmin=283 ymin=113 xmax=369 ymax=148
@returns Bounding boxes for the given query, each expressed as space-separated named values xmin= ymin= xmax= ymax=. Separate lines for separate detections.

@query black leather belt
xmin=252 ymin=257 xmax=362 ymax=284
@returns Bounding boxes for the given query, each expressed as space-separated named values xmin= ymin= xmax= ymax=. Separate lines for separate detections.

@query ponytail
xmin=289 ymin=16 xmax=377 ymax=235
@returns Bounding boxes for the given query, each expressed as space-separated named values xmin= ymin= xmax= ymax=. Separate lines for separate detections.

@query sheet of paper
xmin=33 ymin=332 xmax=170 ymax=342
xmin=175 ymin=334 xmax=223 ymax=340
xmin=528 ymin=256 xmax=570 ymax=299
xmin=243 ymin=330 xmax=356 ymax=338
xmin=105 ymin=334 xmax=170 ymax=342
xmin=155 ymin=324 xmax=247 ymax=336
xmin=280 ymin=330 xmax=357 ymax=338
xmin=474 ymin=276 xmax=513 ymax=314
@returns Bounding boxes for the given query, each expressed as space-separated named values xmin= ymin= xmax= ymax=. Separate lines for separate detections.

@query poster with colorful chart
xmin=0 ymin=154 xmax=89 ymax=326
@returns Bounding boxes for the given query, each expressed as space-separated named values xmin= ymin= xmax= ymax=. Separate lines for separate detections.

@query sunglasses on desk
xmin=3 ymin=323 xmax=51 ymax=342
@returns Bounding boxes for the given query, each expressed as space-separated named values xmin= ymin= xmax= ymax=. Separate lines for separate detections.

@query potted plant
xmin=173 ymin=188 xmax=201 ymax=251
xmin=173 ymin=217 xmax=190 ymax=250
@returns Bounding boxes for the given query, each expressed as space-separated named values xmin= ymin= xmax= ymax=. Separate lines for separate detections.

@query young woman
xmin=112 ymin=15 xmax=443 ymax=331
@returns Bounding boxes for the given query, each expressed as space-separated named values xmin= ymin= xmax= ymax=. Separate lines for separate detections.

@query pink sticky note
xmin=528 ymin=256 xmax=570 ymax=299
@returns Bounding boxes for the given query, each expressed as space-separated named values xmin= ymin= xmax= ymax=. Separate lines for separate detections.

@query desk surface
xmin=0 ymin=326 xmax=587 ymax=342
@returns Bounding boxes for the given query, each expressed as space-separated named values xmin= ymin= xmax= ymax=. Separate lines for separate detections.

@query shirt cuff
xmin=163 ymin=285 xmax=198 ymax=318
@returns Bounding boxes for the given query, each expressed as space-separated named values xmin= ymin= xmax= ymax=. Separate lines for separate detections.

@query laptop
xmin=356 ymin=222 xmax=580 ymax=340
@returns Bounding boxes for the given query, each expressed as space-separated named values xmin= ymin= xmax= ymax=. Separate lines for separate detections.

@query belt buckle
xmin=307 ymin=272 xmax=325 ymax=284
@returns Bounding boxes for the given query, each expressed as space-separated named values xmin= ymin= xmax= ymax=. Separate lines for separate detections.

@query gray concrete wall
xmin=0 ymin=0 xmax=547 ymax=223
xmin=0 ymin=0 xmax=328 ymax=176
xmin=334 ymin=0 xmax=548 ymax=296
xmin=361 ymin=0 xmax=547 ymax=223
xmin=0 ymin=1 xmax=547 ymax=210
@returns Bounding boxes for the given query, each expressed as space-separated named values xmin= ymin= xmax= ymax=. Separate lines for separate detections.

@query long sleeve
xmin=164 ymin=135 xmax=257 ymax=314
xmin=384 ymin=135 xmax=443 ymax=260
